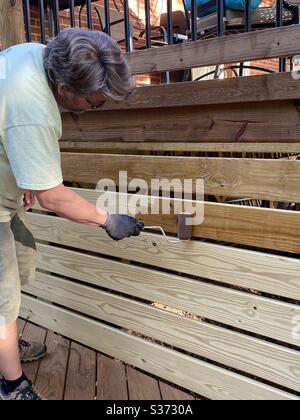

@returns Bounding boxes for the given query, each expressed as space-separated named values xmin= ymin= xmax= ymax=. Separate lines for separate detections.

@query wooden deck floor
xmin=17 ymin=319 xmax=198 ymax=401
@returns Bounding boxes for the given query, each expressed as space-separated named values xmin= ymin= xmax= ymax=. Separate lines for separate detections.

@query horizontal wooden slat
xmin=99 ymin=73 xmax=300 ymax=111
xmin=59 ymin=141 xmax=300 ymax=154
xmin=61 ymin=153 xmax=300 ymax=202
xmin=34 ymin=188 xmax=300 ymax=253
xmin=126 ymin=25 xmax=300 ymax=74
xmin=61 ymin=100 xmax=300 ymax=143
xmin=31 ymin=239 xmax=300 ymax=345
xmin=28 ymin=214 xmax=300 ymax=301
xmin=23 ymin=270 xmax=300 ymax=392
xmin=20 ymin=295 xmax=299 ymax=400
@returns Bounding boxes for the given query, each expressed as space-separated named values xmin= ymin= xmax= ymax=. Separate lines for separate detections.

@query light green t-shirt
xmin=0 ymin=43 xmax=63 ymax=222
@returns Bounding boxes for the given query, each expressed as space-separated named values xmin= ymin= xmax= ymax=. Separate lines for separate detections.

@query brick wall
xmin=250 ymin=0 xmax=286 ymax=75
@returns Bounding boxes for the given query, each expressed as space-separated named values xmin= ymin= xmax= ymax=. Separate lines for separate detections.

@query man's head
xmin=43 ymin=28 xmax=134 ymax=113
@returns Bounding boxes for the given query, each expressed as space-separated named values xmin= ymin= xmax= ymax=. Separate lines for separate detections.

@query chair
xmin=182 ymin=0 xmax=299 ymax=80
xmin=186 ymin=1 xmax=299 ymax=40
xmin=159 ymin=11 xmax=191 ymax=83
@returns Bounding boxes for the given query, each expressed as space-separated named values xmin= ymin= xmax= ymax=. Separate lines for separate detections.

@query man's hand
xmin=23 ymin=191 xmax=35 ymax=211
xmin=101 ymin=214 xmax=144 ymax=241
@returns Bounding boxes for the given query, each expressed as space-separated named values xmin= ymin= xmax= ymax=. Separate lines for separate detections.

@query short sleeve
xmin=2 ymin=125 xmax=63 ymax=190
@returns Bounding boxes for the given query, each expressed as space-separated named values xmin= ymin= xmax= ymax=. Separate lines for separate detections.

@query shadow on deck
xmin=18 ymin=319 xmax=200 ymax=401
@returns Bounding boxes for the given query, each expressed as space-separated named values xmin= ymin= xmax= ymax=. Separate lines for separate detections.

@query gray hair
xmin=43 ymin=28 xmax=134 ymax=101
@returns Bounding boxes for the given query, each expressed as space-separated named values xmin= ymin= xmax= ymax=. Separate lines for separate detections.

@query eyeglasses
xmin=85 ymin=97 xmax=106 ymax=110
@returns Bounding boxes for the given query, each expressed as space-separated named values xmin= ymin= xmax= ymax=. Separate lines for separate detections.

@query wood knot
xmin=10 ymin=0 xmax=16 ymax=7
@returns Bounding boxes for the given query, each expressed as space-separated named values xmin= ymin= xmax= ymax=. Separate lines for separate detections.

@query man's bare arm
xmin=34 ymin=184 xmax=108 ymax=226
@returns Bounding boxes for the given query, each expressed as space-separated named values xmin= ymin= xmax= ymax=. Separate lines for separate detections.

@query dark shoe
xmin=0 ymin=378 xmax=46 ymax=400
xmin=19 ymin=338 xmax=47 ymax=363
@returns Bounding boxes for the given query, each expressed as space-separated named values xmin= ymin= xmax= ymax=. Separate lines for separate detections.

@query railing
xmin=22 ymin=0 xmax=300 ymax=75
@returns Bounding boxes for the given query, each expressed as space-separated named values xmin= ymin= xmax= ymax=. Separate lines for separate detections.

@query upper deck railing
xmin=22 ymin=1 xmax=300 ymax=75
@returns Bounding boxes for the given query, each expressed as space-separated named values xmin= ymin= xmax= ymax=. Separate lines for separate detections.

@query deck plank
xmin=127 ymin=367 xmax=161 ymax=400
xmin=20 ymin=322 xmax=47 ymax=383
xmin=159 ymin=382 xmax=195 ymax=400
xmin=64 ymin=342 xmax=96 ymax=400
xmin=35 ymin=331 xmax=70 ymax=400
xmin=18 ymin=321 xmax=198 ymax=400
xmin=97 ymin=354 xmax=128 ymax=400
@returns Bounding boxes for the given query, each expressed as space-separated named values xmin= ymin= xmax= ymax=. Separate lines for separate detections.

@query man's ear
xmin=57 ymin=85 xmax=68 ymax=97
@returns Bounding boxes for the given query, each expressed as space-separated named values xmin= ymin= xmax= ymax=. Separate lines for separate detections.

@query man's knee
xmin=0 ymin=294 xmax=21 ymax=331
xmin=0 ymin=221 xmax=21 ymax=326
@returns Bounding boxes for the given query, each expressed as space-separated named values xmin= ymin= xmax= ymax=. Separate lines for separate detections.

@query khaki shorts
xmin=0 ymin=208 xmax=37 ymax=325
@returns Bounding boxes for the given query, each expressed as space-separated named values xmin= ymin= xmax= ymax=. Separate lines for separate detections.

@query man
xmin=0 ymin=29 xmax=144 ymax=400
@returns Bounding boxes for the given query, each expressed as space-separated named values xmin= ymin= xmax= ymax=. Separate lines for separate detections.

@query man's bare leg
xmin=0 ymin=321 xmax=22 ymax=380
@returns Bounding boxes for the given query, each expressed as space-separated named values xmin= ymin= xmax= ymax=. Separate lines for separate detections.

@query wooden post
xmin=0 ymin=0 xmax=25 ymax=50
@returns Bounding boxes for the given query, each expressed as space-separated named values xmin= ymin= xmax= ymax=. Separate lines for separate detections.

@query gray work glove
xmin=100 ymin=214 xmax=144 ymax=241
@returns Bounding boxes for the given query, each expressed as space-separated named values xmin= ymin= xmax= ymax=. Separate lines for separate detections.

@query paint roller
xmin=143 ymin=212 xmax=193 ymax=243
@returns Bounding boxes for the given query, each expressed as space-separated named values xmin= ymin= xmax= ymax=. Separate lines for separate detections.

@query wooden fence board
xmin=59 ymin=141 xmax=300 ymax=154
xmin=34 ymin=188 xmax=300 ymax=254
xmin=24 ymin=265 xmax=300 ymax=347
xmin=61 ymin=100 xmax=300 ymax=144
xmin=29 ymin=216 xmax=300 ymax=300
xmin=99 ymin=73 xmax=300 ymax=111
xmin=126 ymin=25 xmax=300 ymax=74
xmin=61 ymin=153 xmax=300 ymax=202
xmin=23 ymin=270 xmax=300 ymax=391
xmin=20 ymin=295 xmax=299 ymax=400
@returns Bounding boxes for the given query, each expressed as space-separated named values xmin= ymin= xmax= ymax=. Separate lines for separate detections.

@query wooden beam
xmin=25 ymin=267 xmax=300 ymax=345
xmin=61 ymin=153 xmax=300 ymax=202
xmin=24 ymin=270 xmax=300 ymax=392
xmin=126 ymin=25 xmax=300 ymax=74
xmin=34 ymin=188 xmax=300 ymax=253
xmin=29 ymin=215 xmax=300 ymax=300
xmin=59 ymin=141 xmax=300 ymax=154
xmin=96 ymin=72 xmax=300 ymax=111
xmin=0 ymin=0 xmax=25 ymax=49
xmin=20 ymin=296 xmax=299 ymax=400
xmin=61 ymin=100 xmax=300 ymax=143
